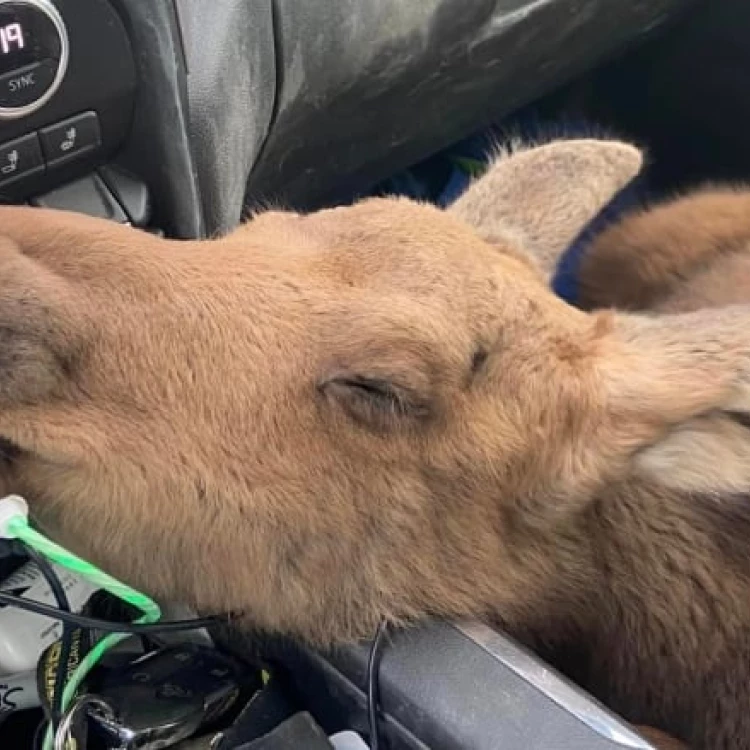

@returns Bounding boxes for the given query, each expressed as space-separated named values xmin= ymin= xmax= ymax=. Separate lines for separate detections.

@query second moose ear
xmin=633 ymin=412 xmax=750 ymax=496
xmin=450 ymin=138 xmax=644 ymax=278
xmin=581 ymin=305 xmax=750 ymax=499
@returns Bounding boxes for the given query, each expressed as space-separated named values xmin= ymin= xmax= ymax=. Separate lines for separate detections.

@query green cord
xmin=5 ymin=519 xmax=161 ymax=621
xmin=2 ymin=514 xmax=161 ymax=750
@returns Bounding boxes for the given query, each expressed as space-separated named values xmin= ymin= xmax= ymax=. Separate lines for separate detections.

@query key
xmin=54 ymin=694 xmax=116 ymax=750
xmin=87 ymin=644 xmax=260 ymax=749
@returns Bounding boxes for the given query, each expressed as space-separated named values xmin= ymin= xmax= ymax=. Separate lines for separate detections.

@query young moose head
xmin=0 ymin=141 xmax=749 ymax=646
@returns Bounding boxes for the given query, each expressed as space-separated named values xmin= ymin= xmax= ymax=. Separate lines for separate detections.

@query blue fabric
xmin=551 ymin=173 xmax=649 ymax=304
xmin=436 ymin=166 xmax=472 ymax=208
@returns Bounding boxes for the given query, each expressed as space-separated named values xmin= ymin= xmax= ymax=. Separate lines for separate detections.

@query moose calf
xmin=0 ymin=139 xmax=745 ymax=747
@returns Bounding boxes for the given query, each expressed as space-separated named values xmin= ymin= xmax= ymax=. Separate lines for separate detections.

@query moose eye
xmin=318 ymin=369 xmax=436 ymax=433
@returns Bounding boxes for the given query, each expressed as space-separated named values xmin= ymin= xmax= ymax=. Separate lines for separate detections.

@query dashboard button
xmin=99 ymin=165 xmax=151 ymax=227
xmin=0 ymin=59 xmax=56 ymax=108
xmin=39 ymin=111 xmax=100 ymax=166
xmin=0 ymin=132 xmax=43 ymax=186
xmin=31 ymin=174 xmax=128 ymax=223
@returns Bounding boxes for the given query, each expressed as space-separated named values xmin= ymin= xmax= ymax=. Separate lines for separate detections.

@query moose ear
xmin=581 ymin=305 xmax=750 ymax=497
xmin=633 ymin=412 xmax=750 ymax=495
xmin=450 ymin=139 xmax=644 ymax=277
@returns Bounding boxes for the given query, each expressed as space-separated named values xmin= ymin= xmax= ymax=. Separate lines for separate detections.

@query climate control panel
xmin=0 ymin=0 xmax=135 ymax=201
xmin=0 ymin=0 xmax=68 ymax=120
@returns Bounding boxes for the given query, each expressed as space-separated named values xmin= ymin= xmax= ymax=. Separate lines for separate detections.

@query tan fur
xmin=576 ymin=187 xmax=750 ymax=311
xmin=456 ymin=146 xmax=750 ymax=748
xmin=0 ymin=140 xmax=745 ymax=748
xmin=571 ymin=186 xmax=750 ymax=504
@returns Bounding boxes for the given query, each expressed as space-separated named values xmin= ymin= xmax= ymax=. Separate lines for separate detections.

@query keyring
xmin=54 ymin=694 xmax=117 ymax=750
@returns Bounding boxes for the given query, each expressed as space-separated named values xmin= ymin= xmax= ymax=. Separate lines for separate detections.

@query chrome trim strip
xmin=453 ymin=621 xmax=654 ymax=749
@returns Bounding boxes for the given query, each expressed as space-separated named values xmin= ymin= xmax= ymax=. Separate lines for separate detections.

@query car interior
xmin=0 ymin=0 xmax=748 ymax=747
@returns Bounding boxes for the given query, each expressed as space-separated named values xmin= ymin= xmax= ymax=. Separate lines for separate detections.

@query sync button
xmin=0 ymin=60 xmax=57 ymax=109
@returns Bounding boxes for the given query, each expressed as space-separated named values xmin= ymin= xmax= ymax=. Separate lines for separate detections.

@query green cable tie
xmin=0 ymin=498 xmax=161 ymax=750
xmin=7 ymin=518 xmax=161 ymax=621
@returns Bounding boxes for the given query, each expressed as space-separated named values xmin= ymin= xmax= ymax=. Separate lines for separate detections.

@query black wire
xmin=367 ymin=621 xmax=388 ymax=750
xmin=24 ymin=547 xmax=71 ymax=732
xmin=32 ymin=715 xmax=47 ymax=750
xmin=0 ymin=590 xmax=224 ymax=632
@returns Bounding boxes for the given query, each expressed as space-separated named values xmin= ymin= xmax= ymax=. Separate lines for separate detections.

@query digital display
xmin=0 ymin=22 xmax=24 ymax=55
xmin=0 ymin=3 xmax=61 ymax=77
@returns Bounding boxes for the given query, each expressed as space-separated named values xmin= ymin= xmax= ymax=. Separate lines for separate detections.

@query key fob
xmin=89 ymin=644 xmax=259 ymax=749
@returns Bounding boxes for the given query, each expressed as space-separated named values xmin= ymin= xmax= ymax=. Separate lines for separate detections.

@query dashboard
xmin=0 ymin=0 xmax=695 ymax=240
